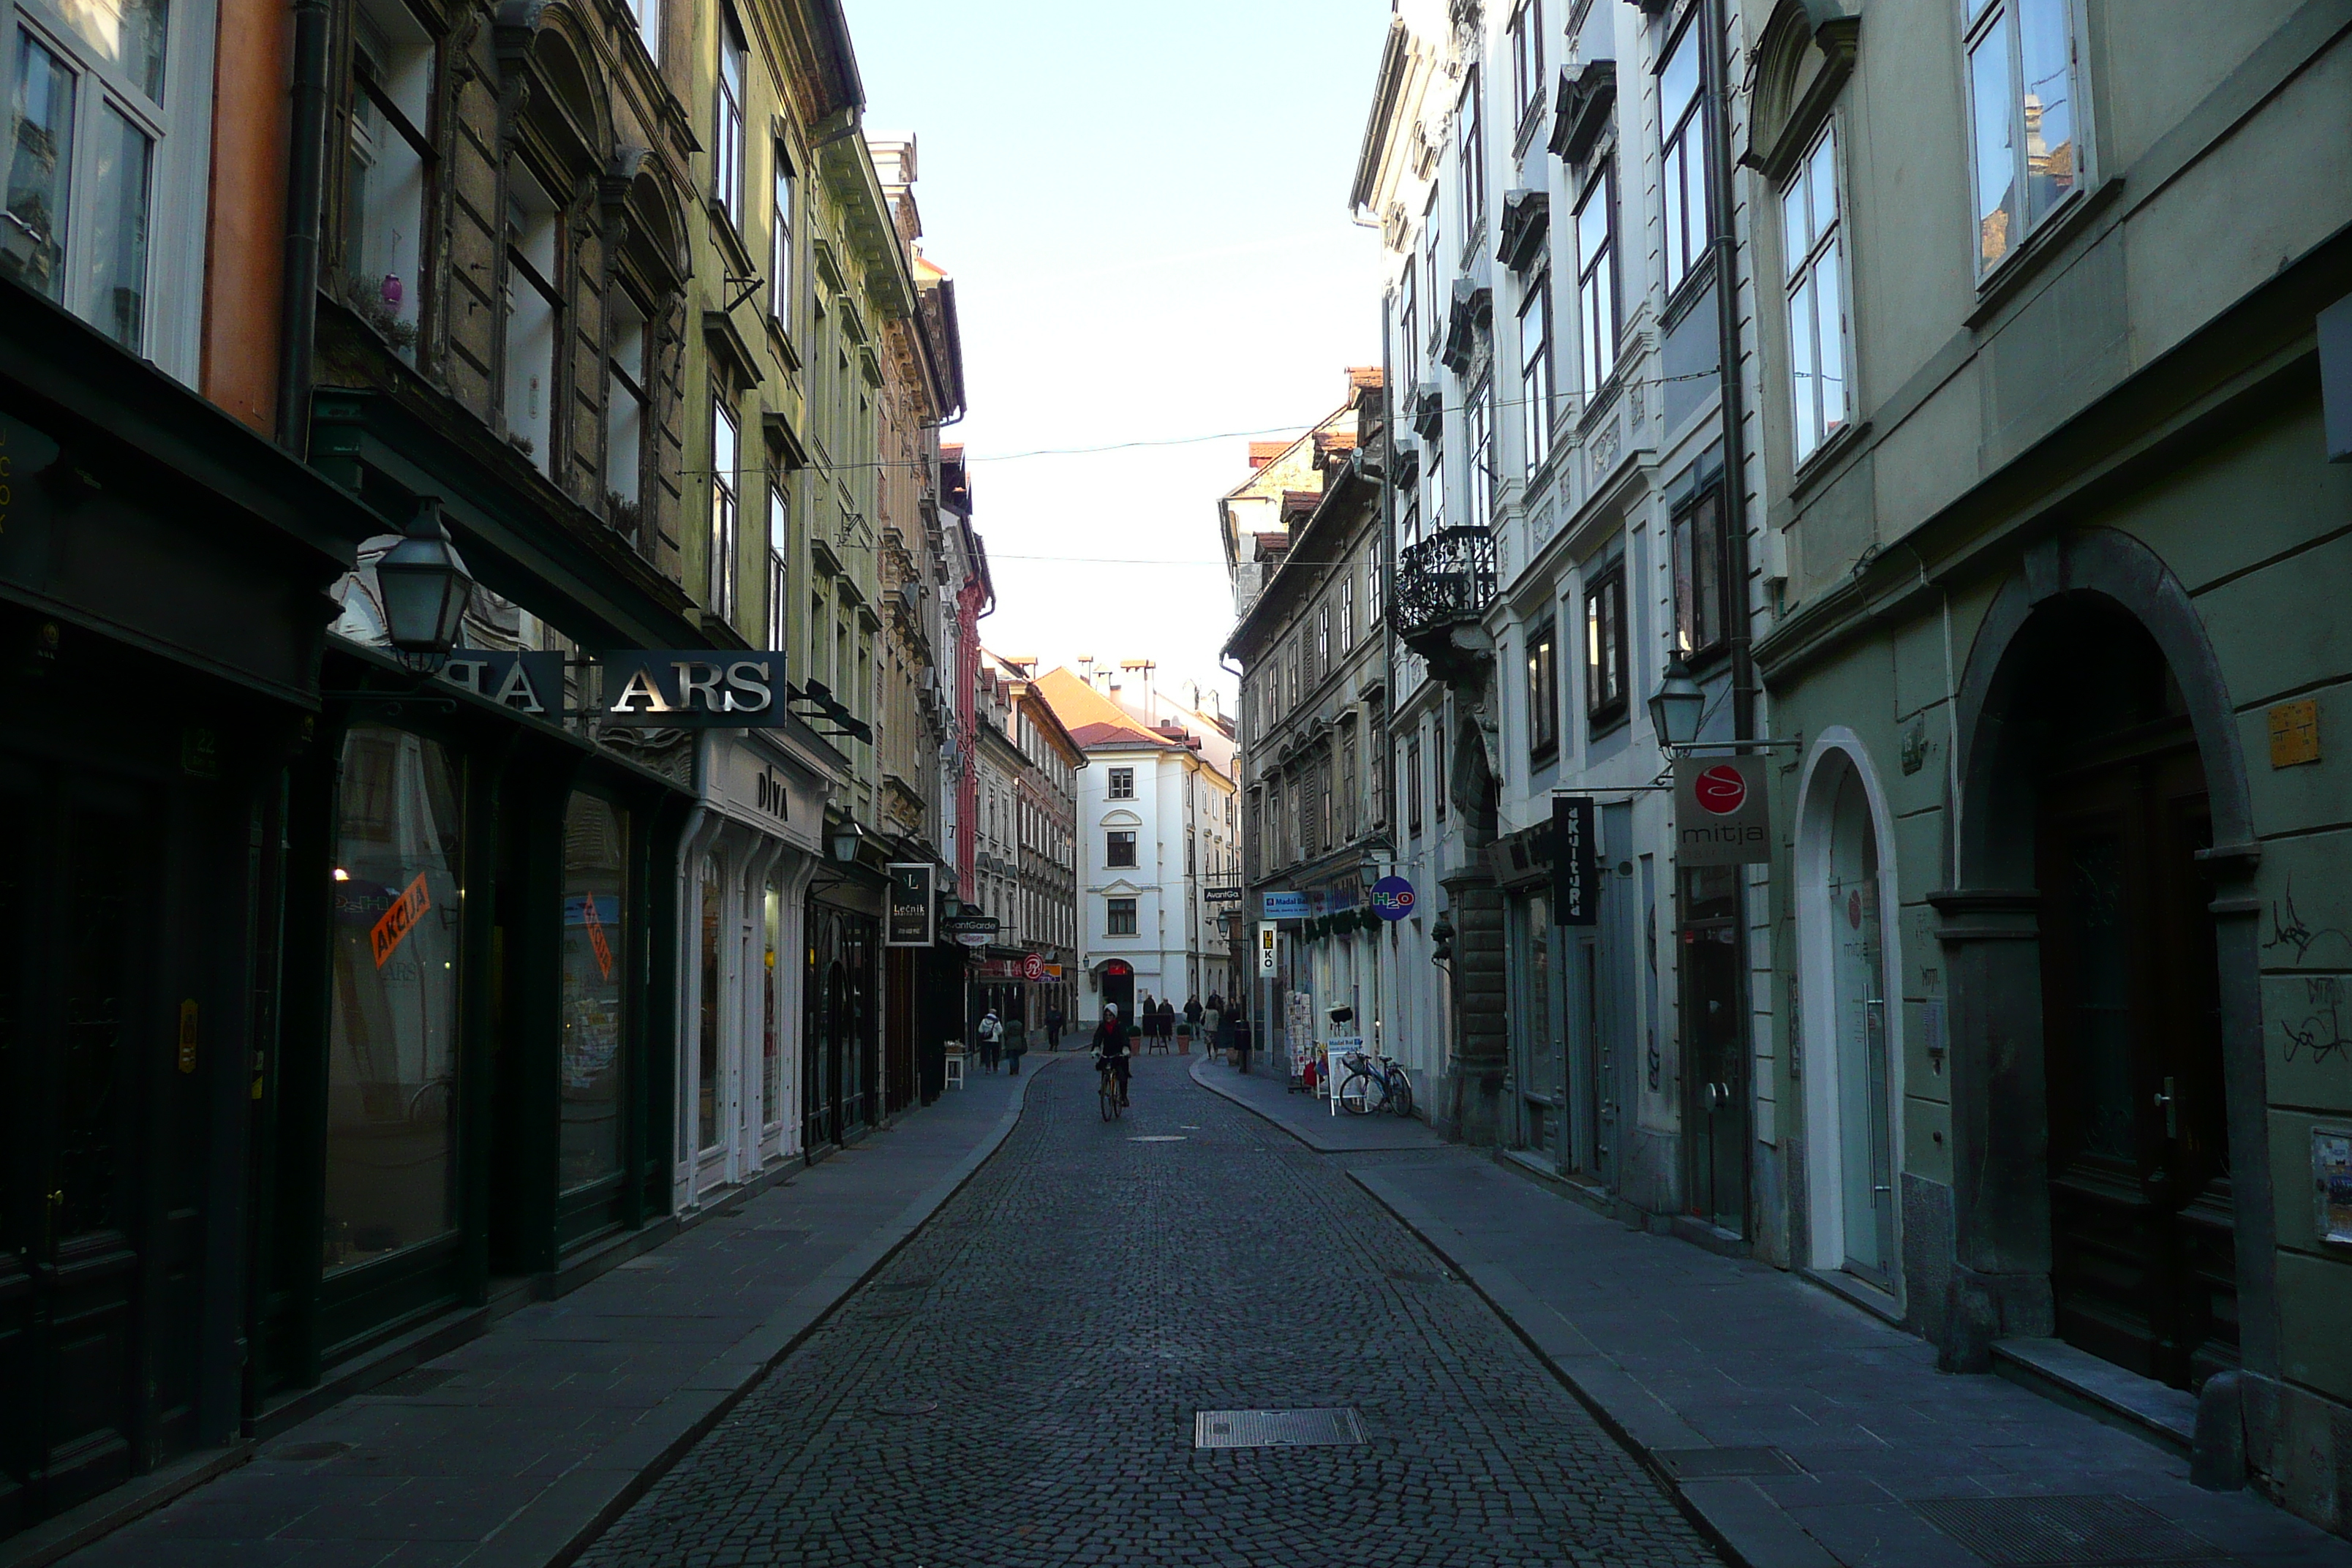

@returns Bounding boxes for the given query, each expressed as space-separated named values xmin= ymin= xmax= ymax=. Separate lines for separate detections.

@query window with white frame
xmin=1527 ymin=617 xmax=1558 ymax=758
xmin=1397 ymin=259 xmax=1418 ymax=393
xmin=1424 ymin=425 xmax=1445 ymax=534
xmin=1782 ymin=123 xmax=1848 ymax=464
xmin=1107 ymin=766 xmax=1134 ymax=800
xmin=2 ymin=0 xmax=195 ymax=358
xmin=1422 ymin=185 xmax=1441 ymax=311
xmin=709 ymin=396 xmax=739 ymax=620
xmin=765 ymin=480 xmax=788 ymax=649
xmin=1573 ymin=164 xmax=1617 ymax=398
xmin=1509 ymin=0 xmax=1544 ymax=124
xmin=1965 ymin=0 xmax=2078 ymax=275
xmin=1466 ymin=375 xmax=1494 ymax=529
xmin=1518 ymin=269 xmax=1553 ymax=475
xmin=504 ymin=161 xmax=562 ymax=472
xmin=629 ymin=0 xmax=658 ymax=61
xmin=1339 ymin=574 xmax=1354 ymax=650
xmin=1457 ymin=69 xmax=1484 ymax=238
xmin=607 ymin=287 xmax=647 ymax=511
xmin=1107 ymin=897 xmax=1137 ymax=936
xmin=769 ymin=142 xmax=793 ymax=331
xmin=714 ymin=7 xmax=745 ymax=228
xmin=1365 ymin=551 xmax=1380 ymax=628
xmin=1585 ymin=562 xmax=1627 ymax=723
xmin=343 ymin=0 xmax=432 ymax=360
xmin=1659 ymin=18 xmax=1707 ymax=297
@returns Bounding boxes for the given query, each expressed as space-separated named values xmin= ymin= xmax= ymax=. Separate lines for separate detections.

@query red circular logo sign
xmin=1022 ymin=954 xmax=1044 ymax=981
xmin=1104 ymin=960 xmax=1131 ymax=977
xmin=1847 ymin=891 xmax=1863 ymax=930
xmin=1694 ymin=764 xmax=1748 ymax=816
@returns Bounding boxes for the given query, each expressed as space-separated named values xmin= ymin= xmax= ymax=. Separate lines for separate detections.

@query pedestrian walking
xmin=1157 ymin=998 xmax=1176 ymax=1053
xmin=1003 ymin=1012 xmax=1028 ymax=1075
xmin=1183 ymin=995 xmax=1203 ymax=1030
xmin=978 ymin=1008 xmax=1003 ymax=1073
xmin=1201 ymin=999 xmax=1222 ymax=1063
xmin=1045 ymin=1005 xmax=1064 ymax=1052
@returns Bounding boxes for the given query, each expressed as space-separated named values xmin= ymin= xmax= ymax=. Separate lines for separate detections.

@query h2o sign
xmin=1369 ymin=876 xmax=1416 ymax=920
xmin=1673 ymin=754 xmax=1771 ymax=866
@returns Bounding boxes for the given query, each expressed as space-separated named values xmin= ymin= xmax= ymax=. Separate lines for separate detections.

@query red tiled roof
xmin=1347 ymin=366 xmax=1384 ymax=390
xmin=1247 ymin=440 xmax=1289 ymax=469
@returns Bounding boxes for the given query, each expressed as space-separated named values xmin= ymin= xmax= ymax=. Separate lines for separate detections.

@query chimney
xmin=1122 ymin=659 xmax=1156 ymax=716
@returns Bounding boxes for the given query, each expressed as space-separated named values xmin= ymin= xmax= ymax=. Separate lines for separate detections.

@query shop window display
xmin=325 ymin=726 xmax=464 ymax=1273
xmin=559 ymin=794 xmax=628 ymax=1190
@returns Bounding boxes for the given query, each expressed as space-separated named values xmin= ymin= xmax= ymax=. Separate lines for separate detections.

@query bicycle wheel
xmin=1387 ymin=1068 xmax=1414 ymax=1117
xmin=1100 ymin=1071 xmax=1117 ymax=1120
xmin=1338 ymin=1068 xmax=1382 ymax=1115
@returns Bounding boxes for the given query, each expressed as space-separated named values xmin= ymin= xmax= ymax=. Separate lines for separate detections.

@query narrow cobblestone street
xmin=576 ymin=1057 xmax=1722 ymax=1568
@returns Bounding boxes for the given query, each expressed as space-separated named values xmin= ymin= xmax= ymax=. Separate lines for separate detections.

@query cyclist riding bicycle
xmin=1090 ymin=1004 xmax=1131 ymax=1108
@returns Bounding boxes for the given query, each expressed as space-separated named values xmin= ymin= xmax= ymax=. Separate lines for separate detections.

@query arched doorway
xmin=1096 ymin=960 xmax=1134 ymax=1028
xmin=2024 ymin=602 xmax=2231 ymax=1385
xmin=1795 ymin=738 xmax=1900 ymax=1292
xmin=1944 ymin=529 xmax=2265 ymax=1395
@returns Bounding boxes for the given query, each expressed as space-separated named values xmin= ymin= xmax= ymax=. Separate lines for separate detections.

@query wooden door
xmin=0 ymin=768 xmax=157 ymax=1529
xmin=2039 ymin=729 xmax=2234 ymax=1388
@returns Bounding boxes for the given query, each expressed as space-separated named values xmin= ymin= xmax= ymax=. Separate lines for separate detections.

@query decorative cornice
xmin=1548 ymin=59 xmax=1616 ymax=165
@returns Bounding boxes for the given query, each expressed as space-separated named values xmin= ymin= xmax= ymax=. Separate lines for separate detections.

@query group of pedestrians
xmin=1128 ymin=993 xmax=1224 ymax=1053
xmin=973 ymin=1006 xmax=1029 ymax=1075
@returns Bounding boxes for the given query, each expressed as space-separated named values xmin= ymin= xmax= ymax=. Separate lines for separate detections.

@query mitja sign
xmin=1673 ymin=755 xmax=1771 ymax=865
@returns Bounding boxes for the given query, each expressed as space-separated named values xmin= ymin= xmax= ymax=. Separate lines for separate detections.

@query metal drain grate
xmin=373 ymin=1367 xmax=461 ymax=1396
xmin=1194 ymin=1409 xmax=1364 ymax=1450
xmin=1652 ymin=1447 xmax=1801 ymax=1480
xmin=1912 ymin=1496 xmax=2226 ymax=1565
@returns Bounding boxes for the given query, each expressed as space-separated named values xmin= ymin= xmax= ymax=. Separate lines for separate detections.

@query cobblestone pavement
xmin=577 ymin=1056 xmax=1724 ymax=1568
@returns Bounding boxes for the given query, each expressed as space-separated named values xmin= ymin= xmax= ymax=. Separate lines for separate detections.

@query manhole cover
xmin=1912 ymin=1496 xmax=2225 ymax=1565
xmin=873 ymin=1398 xmax=938 ymax=1416
xmin=1653 ymin=1447 xmax=1801 ymax=1480
xmin=877 ymin=1277 xmax=936 ymax=1292
xmin=265 ymin=1440 xmax=355 ymax=1463
xmin=373 ymin=1367 xmax=461 ymax=1396
xmin=1385 ymin=1268 xmax=1452 ymax=1284
xmin=1130 ymin=1135 xmax=1186 ymax=1142
xmin=1194 ymin=1409 xmax=1364 ymax=1450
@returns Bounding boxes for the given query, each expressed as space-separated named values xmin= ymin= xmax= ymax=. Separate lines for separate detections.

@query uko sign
xmin=1673 ymin=755 xmax=1771 ymax=866
xmin=598 ymin=652 xmax=787 ymax=726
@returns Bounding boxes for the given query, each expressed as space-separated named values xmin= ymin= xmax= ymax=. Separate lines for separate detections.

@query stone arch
xmin=1934 ymin=526 xmax=2275 ymax=1380
xmin=1790 ymin=726 xmax=1908 ymax=1289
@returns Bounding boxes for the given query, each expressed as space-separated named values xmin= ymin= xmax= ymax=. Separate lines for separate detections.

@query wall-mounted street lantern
xmin=829 ymin=818 xmax=866 ymax=864
xmin=1648 ymin=652 xmax=1705 ymax=750
xmin=376 ymin=497 xmax=473 ymax=674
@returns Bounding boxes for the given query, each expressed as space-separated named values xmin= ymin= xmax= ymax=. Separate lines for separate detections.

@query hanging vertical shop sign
xmin=1673 ymin=755 xmax=1772 ymax=866
xmin=1553 ymin=796 xmax=1598 ymax=925
xmin=1257 ymin=922 xmax=1278 ymax=976
xmin=885 ymin=864 xmax=936 ymax=947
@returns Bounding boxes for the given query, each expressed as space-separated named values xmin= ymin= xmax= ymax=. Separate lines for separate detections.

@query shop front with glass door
xmin=257 ymin=651 xmax=687 ymax=1395
xmin=1680 ymin=866 xmax=1749 ymax=1235
xmin=804 ymin=894 xmax=881 ymax=1152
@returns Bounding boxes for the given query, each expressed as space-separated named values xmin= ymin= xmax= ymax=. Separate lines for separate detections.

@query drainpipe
xmin=1705 ymin=0 xmax=1755 ymax=743
xmin=276 ymin=0 xmax=332 ymax=455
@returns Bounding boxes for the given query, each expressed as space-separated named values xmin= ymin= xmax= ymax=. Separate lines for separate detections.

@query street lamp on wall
xmin=829 ymin=818 xmax=865 ymax=864
xmin=376 ymin=497 xmax=474 ymax=675
xmin=1648 ymin=652 xmax=1705 ymax=750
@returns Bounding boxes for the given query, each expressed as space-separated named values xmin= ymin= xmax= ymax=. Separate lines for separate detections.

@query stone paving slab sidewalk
xmin=1193 ymin=1058 xmax=2351 ymax=1568
xmin=1187 ymin=1050 xmax=1445 ymax=1152
xmin=54 ymin=1056 xmax=1074 ymax=1568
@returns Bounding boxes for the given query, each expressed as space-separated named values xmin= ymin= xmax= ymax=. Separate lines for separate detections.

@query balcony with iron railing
xmin=1391 ymin=525 xmax=1497 ymax=668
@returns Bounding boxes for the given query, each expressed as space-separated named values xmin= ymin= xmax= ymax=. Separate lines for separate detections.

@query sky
xmin=843 ymin=0 xmax=1391 ymax=714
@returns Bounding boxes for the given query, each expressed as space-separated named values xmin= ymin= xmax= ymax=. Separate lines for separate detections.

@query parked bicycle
xmin=1336 ymin=1050 xmax=1414 ymax=1117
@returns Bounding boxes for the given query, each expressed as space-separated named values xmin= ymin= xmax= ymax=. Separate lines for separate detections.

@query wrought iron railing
xmin=1391 ymin=525 xmax=1497 ymax=644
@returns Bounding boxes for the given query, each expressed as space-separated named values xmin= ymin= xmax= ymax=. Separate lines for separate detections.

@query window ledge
xmin=1787 ymin=417 xmax=1871 ymax=504
xmin=1529 ymin=742 xmax=1559 ymax=769
xmin=1660 ymin=251 xmax=1719 ymax=334
xmin=1966 ymin=176 xmax=2123 ymax=332
xmin=1512 ymin=91 xmax=1550 ymax=163
xmin=1586 ymin=704 xmax=1629 ymax=739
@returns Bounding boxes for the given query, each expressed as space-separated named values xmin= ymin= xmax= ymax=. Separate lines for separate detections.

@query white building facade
xmin=1354 ymin=0 xmax=1774 ymax=1232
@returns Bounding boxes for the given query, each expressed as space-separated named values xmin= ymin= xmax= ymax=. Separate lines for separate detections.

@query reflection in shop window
xmin=763 ymin=881 xmax=782 ymax=1126
xmin=325 ymin=725 xmax=463 ymax=1273
xmin=559 ymin=794 xmax=627 ymax=1191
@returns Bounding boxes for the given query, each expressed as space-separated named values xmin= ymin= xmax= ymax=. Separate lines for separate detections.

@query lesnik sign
xmin=1673 ymin=755 xmax=1771 ymax=865
xmin=885 ymin=864 xmax=934 ymax=947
